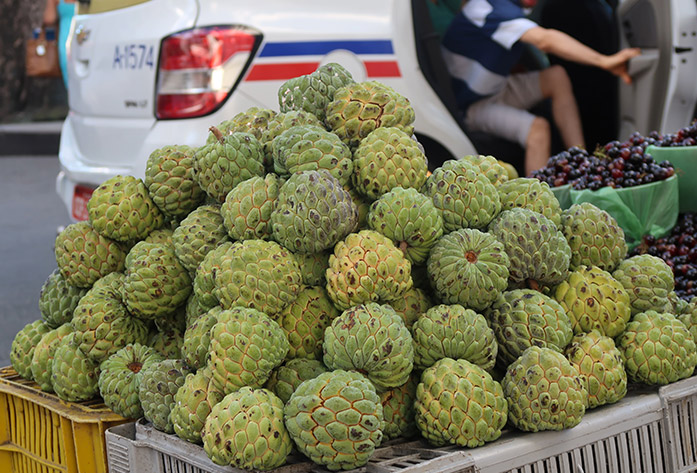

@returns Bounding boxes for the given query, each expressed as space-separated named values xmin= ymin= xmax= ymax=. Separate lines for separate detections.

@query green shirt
xmin=426 ymin=0 xmax=464 ymax=37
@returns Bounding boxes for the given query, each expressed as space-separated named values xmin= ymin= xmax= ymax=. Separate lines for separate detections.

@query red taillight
xmin=156 ymin=26 xmax=260 ymax=119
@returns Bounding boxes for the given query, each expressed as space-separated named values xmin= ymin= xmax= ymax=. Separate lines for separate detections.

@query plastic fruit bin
xmin=106 ymin=418 xmax=476 ymax=473
xmin=646 ymin=145 xmax=697 ymax=213
xmin=0 ymin=366 xmax=129 ymax=473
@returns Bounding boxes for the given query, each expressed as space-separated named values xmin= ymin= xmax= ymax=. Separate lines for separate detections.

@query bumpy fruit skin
xmin=486 ymin=289 xmax=574 ymax=367
xmin=98 ymin=343 xmax=163 ymax=418
xmin=209 ymin=307 xmax=289 ymax=395
xmin=561 ymin=203 xmax=628 ymax=272
xmin=388 ymin=287 xmax=432 ymax=329
xmin=352 ymin=128 xmax=428 ymax=200
xmin=461 ymin=154 xmax=509 ymax=186
xmin=261 ymin=110 xmax=324 ymax=166
xmin=412 ymin=304 xmax=498 ymax=371
xmin=172 ymin=204 xmax=229 ymax=274
xmin=212 ymin=107 xmax=277 ymax=170
xmin=326 ymin=80 xmax=415 ymax=149
xmin=422 ymin=159 xmax=501 ymax=231
xmin=565 ymin=331 xmax=627 ymax=408
xmin=380 ymin=376 xmax=418 ymax=440
xmin=554 ymin=266 xmax=631 ymax=337
xmin=203 ymin=388 xmax=292 ymax=470
xmin=193 ymin=241 xmax=233 ymax=310
xmin=271 ymin=170 xmax=358 ymax=254
xmin=497 ymin=178 xmax=562 ymax=227
xmin=10 ymin=320 xmax=51 ymax=380
xmin=427 ymin=228 xmax=509 ymax=311
xmin=147 ymin=326 xmax=184 ymax=359
xmin=88 ymin=175 xmax=164 ymax=242
xmin=278 ymin=62 xmax=355 ymax=122
xmin=503 ymin=347 xmax=588 ymax=432
xmin=284 ymin=370 xmax=384 ymax=471
xmin=272 ymin=125 xmax=353 ymax=185
xmin=139 ymin=359 xmax=192 ymax=433
xmin=678 ymin=298 xmax=697 ymax=342
xmin=324 ymin=303 xmax=414 ymax=391
xmin=612 ymin=255 xmax=675 ymax=315
xmin=214 ymin=239 xmax=302 ymax=318
xmin=51 ymin=332 xmax=101 ymax=402
xmin=144 ymin=144 xmax=204 ymax=218
xmin=171 ymin=367 xmax=225 ymax=444
xmin=617 ymin=310 xmax=697 ymax=385
xmin=295 ymin=252 xmax=331 ymax=287
xmin=326 ymin=230 xmax=413 ymax=310
xmin=488 ymin=208 xmax=571 ymax=286
xmin=122 ymin=241 xmax=192 ymax=319
xmin=278 ymin=286 xmax=339 ymax=360
xmin=55 ymin=221 xmax=126 ymax=288
xmin=71 ymin=289 xmax=149 ymax=363
xmin=39 ymin=269 xmax=88 ymax=328
xmin=415 ymin=358 xmax=507 ymax=447
xmin=31 ymin=323 xmax=73 ymax=392
xmin=368 ymin=187 xmax=443 ymax=265
xmin=182 ymin=306 xmax=220 ymax=370
xmin=221 ymin=174 xmax=280 ymax=241
xmin=265 ymin=358 xmax=328 ymax=404
xmin=194 ymin=130 xmax=265 ymax=203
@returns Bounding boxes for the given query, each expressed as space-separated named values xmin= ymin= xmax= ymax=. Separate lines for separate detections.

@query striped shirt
xmin=442 ymin=0 xmax=537 ymax=109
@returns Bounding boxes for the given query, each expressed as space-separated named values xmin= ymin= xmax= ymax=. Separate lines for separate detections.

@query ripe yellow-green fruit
xmin=616 ymin=310 xmax=697 ymax=385
xmin=171 ymin=367 xmax=224 ymax=444
xmin=497 ymin=178 xmax=562 ymax=227
xmin=415 ymin=358 xmax=507 ymax=447
xmin=284 ymin=370 xmax=384 ymax=471
xmin=565 ymin=330 xmax=627 ymax=409
xmin=503 ymin=347 xmax=588 ymax=432
xmin=380 ymin=376 xmax=418 ymax=440
xmin=612 ymin=255 xmax=674 ymax=316
xmin=326 ymin=230 xmax=412 ymax=310
xmin=554 ymin=265 xmax=631 ymax=337
xmin=203 ymin=388 xmax=292 ymax=470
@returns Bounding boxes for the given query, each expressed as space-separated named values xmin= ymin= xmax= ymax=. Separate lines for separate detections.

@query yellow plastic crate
xmin=0 ymin=366 xmax=129 ymax=473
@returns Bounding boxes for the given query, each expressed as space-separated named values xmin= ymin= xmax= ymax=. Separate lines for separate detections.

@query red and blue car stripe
xmin=245 ymin=39 xmax=401 ymax=81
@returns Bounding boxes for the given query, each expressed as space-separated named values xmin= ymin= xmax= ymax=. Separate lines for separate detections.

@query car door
xmin=617 ymin=0 xmax=697 ymax=137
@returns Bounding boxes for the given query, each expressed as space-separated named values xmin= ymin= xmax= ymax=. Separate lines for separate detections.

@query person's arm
xmin=43 ymin=0 xmax=59 ymax=25
xmin=520 ymin=26 xmax=641 ymax=84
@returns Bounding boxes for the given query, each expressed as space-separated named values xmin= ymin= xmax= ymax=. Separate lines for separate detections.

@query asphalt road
xmin=0 ymin=155 xmax=71 ymax=367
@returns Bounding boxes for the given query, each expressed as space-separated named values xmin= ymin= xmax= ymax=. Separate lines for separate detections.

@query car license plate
xmin=72 ymin=184 xmax=95 ymax=221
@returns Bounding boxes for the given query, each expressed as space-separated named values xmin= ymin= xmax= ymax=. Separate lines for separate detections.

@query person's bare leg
xmin=540 ymin=65 xmax=585 ymax=149
xmin=525 ymin=117 xmax=551 ymax=176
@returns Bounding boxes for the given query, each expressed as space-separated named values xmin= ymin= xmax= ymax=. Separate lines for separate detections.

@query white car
xmin=56 ymin=0 xmax=697 ymax=221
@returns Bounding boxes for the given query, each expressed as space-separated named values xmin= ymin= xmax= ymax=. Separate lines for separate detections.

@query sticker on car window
xmin=113 ymin=44 xmax=155 ymax=70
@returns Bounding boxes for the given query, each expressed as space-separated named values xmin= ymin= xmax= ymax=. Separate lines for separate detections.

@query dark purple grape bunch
xmin=632 ymin=213 xmax=697 ymax=300
xmin=532 ymin=131 xmax=674 ymax=190
xmin=530 ymin=146 xmax=596 ymax=187
xmin=658 ymin=121 xmax=697 ymax=147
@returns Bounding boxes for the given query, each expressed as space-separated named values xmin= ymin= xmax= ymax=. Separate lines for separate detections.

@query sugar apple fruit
xmin=412 ymin=304 xmax=498 ymax=371
xmin=265 ymin=358 xmax=329 ymax=404
xmin=182 ymin=306 xmax=220 ymax=370
xmin=427 ymin=228 xmax=509 ymax=311
xmin=139 ymin=359 xmax=192 ymax=433
xmin=323 ymin=303 xmax=414 ymax=391
xmin=220 ymin=174 xmax=280 ymax=241
xmin=271 ymin=170 xmax=358 ymax=254
xmin=415 ymin=358 xmax=507 ymax=447
xmin=171 ymin=367 xmax=225 ymax=444
xmin=284 ymin=370 xmax=384 ymax=471
xmin=51 ymin=332 xmax=101 ymax=402
xmin=497 ymin=178 xmax=562 ymax=226
xmin=261 ymin=110 xmax=324 ymax=166
xmin=486 ymin=289 xmax=574 ymax=367
xmin=209 ymin=307 xmax=289 ymax=394
xmin=98 ymin=343 xmax=163 ymax=418
xmin=461 ymin=154 xmax=509 ymax=186
xmin=387 ymin=287 xmax=432 ymax=329
xmin=172 ymin=204 xmax=228 ymax=274
xmin=612 ymin=255 xmax=675 ymax=315
xmin=565 ymin=330 xmax=627 ymax=408
xmin=554 ymin=265 xmax=631 ymax=337
xmin=54 ymin=221 xmax=126 ymax=288
xmin=144 ymin=144 xmax=204 ymax=218
xmin=10 ymin=319 xmax=50 ymax=380
xmin=367 ymin=187 xmax=443 ymax=265
xmin=616 ymin=310 xmax=697 ymax=385
xmin=380 ymin=376 xmax=418 ymax=440
xmin=203 ymin=388 xmax=291 ymax=470
xmin=422 ymin=159 xmax=501 ymax=231
xmin=502 ymin=346 xmax=588 ymax=432
xmin=326 ymin=229 xmax=412 ymax=310
xmin=31 ymin=323 xmax=73 ymax=392
xmin=561 ymin=202 xmax=628 ymax=272
xmin=38 ymin=269 xmax=88 ymax=328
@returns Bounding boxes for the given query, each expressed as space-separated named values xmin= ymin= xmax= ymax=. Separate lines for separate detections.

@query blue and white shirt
xmin=442 ymin=0 xmax=538 ymax=109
